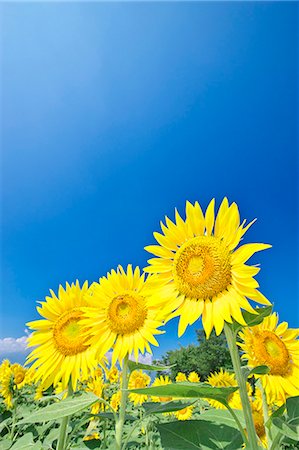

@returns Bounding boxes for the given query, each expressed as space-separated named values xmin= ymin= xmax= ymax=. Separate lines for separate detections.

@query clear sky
xmin=0 ymin=2 xmax=298 ymax=362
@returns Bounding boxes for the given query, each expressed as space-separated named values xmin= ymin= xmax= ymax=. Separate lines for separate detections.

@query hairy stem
xmin=258 ymin=379 xmax=272 ymax=447
xmin=224 ymin=323 xmax=259 ymax=450
xmin=115 ymin=354 xmax=129 ymax=450
xmin=57 ymin=382 xmax=73 ymax=450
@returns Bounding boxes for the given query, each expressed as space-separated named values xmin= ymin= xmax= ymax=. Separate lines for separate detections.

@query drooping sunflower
xmin=128 ymin=370 xmax=151 ymax=406
xmin=145 ymin=198 xmax=271 ymax=337
xmin=81 ymin=265 xmax=170 ymax=365
xmin=239 ymin=313 xmax=299 ymax=403
xmin=26 ymin=281 xmax=98 ymax=391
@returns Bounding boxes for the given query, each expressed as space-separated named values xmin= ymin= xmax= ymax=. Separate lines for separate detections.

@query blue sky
xmin=0 ymin=2 xmax=298 ymax=362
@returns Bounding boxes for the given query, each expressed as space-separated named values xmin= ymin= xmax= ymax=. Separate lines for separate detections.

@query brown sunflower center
xmin=53 ymin=308 xmax=88 ymax=356
xmin=108 ymin=293 xmax=147 ymax=335
xmin=252 ymin=331 xmax=290 ymax=376
xmin=173 ymin=236 xmax=232 ymax=299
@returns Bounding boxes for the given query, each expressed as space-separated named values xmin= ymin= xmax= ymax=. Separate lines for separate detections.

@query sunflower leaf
xmin=9 ymin=433 xmax=41 ymax=449
xmin=156 ymin=419 xmax=244 ymax=449
xmin=199 ymin=408 xmax=246 ymax=428
xmin=17 ymin=392 xmax=99 ymax=424
xmin=129 ymin=382 xmax=238 ymax=404
xmin=143 ymin=400 xmax=196 ymax=415
xmin=271 ymin=417 xmax=299 ymax=441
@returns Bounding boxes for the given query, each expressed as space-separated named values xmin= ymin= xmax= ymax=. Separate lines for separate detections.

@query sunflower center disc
xmin=253 ymin=331 xmax=290 ymax=375
xmin=53 ymin=308 xmax=88 ymax=356
xmin=108 ymin=293 xmax=147 ymax=335
xmin=173 ymin=236 xmax=232 ymax=299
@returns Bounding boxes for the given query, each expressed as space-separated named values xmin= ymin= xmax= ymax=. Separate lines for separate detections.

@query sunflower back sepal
xmin=242 ymin=306 xmax=273 ymax=327
xmin=127 ymin=359 xmax=175 ymax=373
xmin=248 ymin=365 xmax=270 ymax=377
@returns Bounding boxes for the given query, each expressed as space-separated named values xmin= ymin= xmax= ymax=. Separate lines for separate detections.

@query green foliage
xmin=160 ymin=330 xmax=232 ymax=380
xmin=18 ymin=392 xmax=99 ymax=424
xmin=269 ymin=396 xmax=299 ymax=450
xmin=129 ymin=382 xmax=238 ymax=406
xmin=156 ymin=419 xmax=244 ymax=449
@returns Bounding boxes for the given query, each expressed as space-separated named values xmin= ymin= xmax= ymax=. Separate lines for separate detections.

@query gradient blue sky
xmin=1 ymin=2 xmax=298 ymax=361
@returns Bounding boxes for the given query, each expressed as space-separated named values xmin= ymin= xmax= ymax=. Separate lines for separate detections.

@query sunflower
xmin=239 ymin=313 xmax=299 ymax=403
xmin=175 ymin=405 xmax=193 ymax=421
xmin=128 ymin=370 xmax=151 ymax=406
xmin=207 ymin=368 xmax=248 ymax=410
xmin=110 ymin=391 xmax=121 ymax=412
xmin=145 ymin=198 xmax=271 ymax=337
xmin=106 ymin=367 xmax=120 ymax=384
xmin=0 ymin=361 xmax=13 ymax=409
xmin=176 ymin=372 xmax=187 ymax=382
xmin=86 ymin=376 xmax=105 ymax=415
xmin=11 ymin=364 xmax=26 ymax=387
xmin=81 ymin=265 xmax=170 ymax=365
xmin=188 ymin=371 xmax=200 ymax=383
xmin=26 ymin=281 xmax=98 ymax=391
xmin=151 ymin=375 xmax=172 ymax=403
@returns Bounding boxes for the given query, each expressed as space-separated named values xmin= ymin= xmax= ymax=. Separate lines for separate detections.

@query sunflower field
xmin=1 ymin=199 xmax=298 ymax=449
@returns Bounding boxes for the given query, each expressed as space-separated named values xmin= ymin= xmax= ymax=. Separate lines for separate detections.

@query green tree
xmin=160 ymin=329 xmax=232 ymax=380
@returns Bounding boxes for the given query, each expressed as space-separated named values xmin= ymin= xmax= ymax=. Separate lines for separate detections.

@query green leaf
xmin=128 ymin=360 xmax=175 ymax=372
xmin=0 ymin=417 xmax=11 ymax=433
xmin=18 ymin=392 xmax=99 ymax=424
xmin=9 ymin=433 xmax=41 ymax=450
xmin=199 ymin=408 xmax=246 ymax=429
xmin=42 ymin=426 xmax=60 ymax=447
xmin=0 ymin=440 xmax=13 ymax=450
xmin=143 ymin=400 xmax=196 ymax=415
xmin=286 ymin=395 xmax=299 ymax=423
xmin=156 ymin=420 xmax=244 ymax=449
xmin=269 ymin=396 xmax=299 ymax=447
xmin=271 ymin=403 xmax=286 ymax=419
xmin=242 ymin=306 xmax=273 ymax=327
xmin=129 ymin=382 xmax=238 ymax=406
xmin=248 ymin=365 xmax=270 ymax=376
xmin=272 ymin=417 xmax=299 ymax=441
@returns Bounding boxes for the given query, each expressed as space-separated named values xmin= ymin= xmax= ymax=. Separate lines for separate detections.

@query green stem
xmin=115 ymin=354 xmax=129 ymax=450
xmin=57 ymin=382 xmax=73 ymax=450
xmin=270 ymin=430 xmax=283 ymax=450
xmin=258 ymin=380 xmax=272 ymax=447
xmin=226 ymin=404 xmax=249 ymax=446
xmin=224 ymin=323 xmax=259 ymax=450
